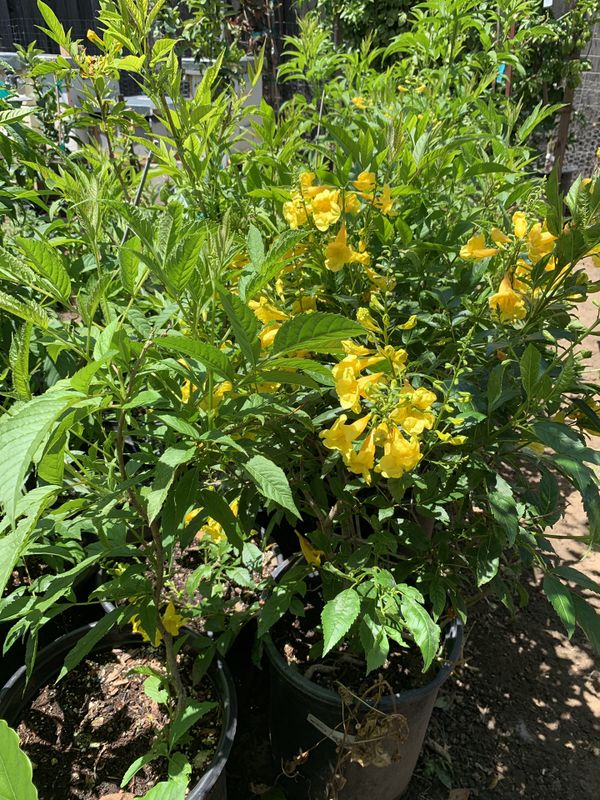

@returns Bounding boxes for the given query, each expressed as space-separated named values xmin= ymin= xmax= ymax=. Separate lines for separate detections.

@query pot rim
xmin=262 ymin=561 xmax=464 ymax=712
xmin=0 ymin=621 xmax=237 ymax=799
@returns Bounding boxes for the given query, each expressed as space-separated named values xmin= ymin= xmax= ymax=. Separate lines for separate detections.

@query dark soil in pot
xmin=0 ymin=624 xmax=237 ymax=800
xmin=17 ymin=645 xmax=220 ymax=798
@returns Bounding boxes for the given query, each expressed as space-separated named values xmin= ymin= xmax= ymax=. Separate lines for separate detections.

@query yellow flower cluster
xmin=283 ymin=171 xmax=395 ymax=234
xmin=130 ymin=601 xmax=185 ymax=647
xmin=319 ymin=337 xmax=449 ymax=482
xmin=283 ymin=172 xmax=358 ymax=232
xmin=461 ymin=212 xmax=560 ymax=324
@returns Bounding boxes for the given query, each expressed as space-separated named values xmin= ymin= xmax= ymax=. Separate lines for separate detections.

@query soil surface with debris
xmin=17 ymin=646 xmax=220 ymax=800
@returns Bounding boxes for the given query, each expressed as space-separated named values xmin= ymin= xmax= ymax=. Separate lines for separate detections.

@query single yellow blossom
xmin=460 ymin=234 xmax=499 ymax=260
xmin=344 ymin=430 xmax=376 ymax=483
xmin=199 ymin=380 xmax=234 ymax=411
xmin=365 ymin=266 xmax=395 ymax=291
xmin=311 ymin=189 xmax=342 ymax=232
xmin=512 ymin=211 xmax=528 ymax=239
xmin=333 ymin=364 xmax=361 ymax=411
xmin=415 ymin=84 xmax=427 ymax=94
xmin=397 ymin=84 xmax=409 ymax=93
xmin=436 ymin=431 xmax=467 ymax=445
xmin=319 ymin=413 xmax=372 ymax=454
xmin=491 ymin=227 xmax=510 ymax=245
xmin=381 ymin=345 xmax=408 ymax=368
xmin=131 ymin=615 xmax=161 ymax=647
xmin=292 ymin=295 xmax=317 ymax=314
xmin=391 ymin=405 xmax=435 ymax=436
xmin=412 ymin=386 xmax=437 ymax=409
xmin=325 ymin=224 xmax=354 ymax=272
xmin=344 ymin=192 xmax=361 ymax=214
xmin=249 ymin=297 xmax=289 ymax=324
xmin=356 ymin=307 xmax=381 ymax=332
xmin=161 ymin=601 xmax=185 ymax=636
xmin=300 ymin=171 xmax=316 ymax=192
xmin=527 ymin=222 xmax=556 ymax=263
xmin=87 ymin=29 xmax=104 ymax=47
xmin=352 ymin=171 xmax=377 ymax=194
xmin=181 ymin=379 xmax=197 ymax=404
xmin=351 ymin=96 xmax=368 ymax=110
xmin=351 ymin=250 xmax=371 ymax=267
xmin=342 ymin=340 xmax=373 ymax=356
xmin=283 ymin=192 xmax=308 ymax=229
xmin=397 ymin=314 xmax=417 ymax=330
xmin=376 ymin=184 xmax=395 ymax=216
xmin=375 ymin=427 xmax=422 ymax=479
xmin=259 ymin=323 xmax=280 ymax=349
xmin=489 ymin=275 xmax=527 ymax=322
xmin=297 ymin=533 xmax=325 ymax=567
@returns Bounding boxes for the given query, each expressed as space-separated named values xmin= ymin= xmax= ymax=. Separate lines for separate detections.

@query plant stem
xmin=115 ymin=333 xmax=187 ymax=715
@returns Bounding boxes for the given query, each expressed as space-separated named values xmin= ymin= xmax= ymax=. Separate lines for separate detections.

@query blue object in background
xmin=496 ymin=63 xmax=506 ymax=85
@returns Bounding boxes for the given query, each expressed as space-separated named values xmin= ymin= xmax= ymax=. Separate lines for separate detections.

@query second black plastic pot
xmin=0 ymin=622 xmax=238 ymax=800
xmin=264 ymin=616 xmax=463 ymax=800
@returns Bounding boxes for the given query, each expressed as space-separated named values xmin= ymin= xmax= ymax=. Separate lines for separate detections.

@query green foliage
xmin=0 ymin=720 xmax=38 ymax=800
xmin=0 ymin=2 xmax=599 ymax=792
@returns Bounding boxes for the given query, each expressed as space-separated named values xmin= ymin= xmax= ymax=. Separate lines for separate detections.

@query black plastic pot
xmin=0 ymin=622 xmax=237 ymax=800
xmin=264 ymin=605 xmax=463 ymax=799
xmin=0 ymin=563 xmax=103 ymax=685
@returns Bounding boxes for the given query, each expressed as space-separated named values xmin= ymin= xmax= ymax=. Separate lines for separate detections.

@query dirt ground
xmin=406 ymin=259 xmax=600 ymax=800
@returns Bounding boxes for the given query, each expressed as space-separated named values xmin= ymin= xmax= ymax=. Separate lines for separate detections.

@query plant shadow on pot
xmin=263 ymin=565 xmax=463 ymax=800
xmin=0 ymin=622 xmax=237 ymax=800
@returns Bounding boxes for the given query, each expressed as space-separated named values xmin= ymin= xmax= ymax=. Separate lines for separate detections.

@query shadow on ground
xmin=406 ymin=580 xmax=600 ymax=800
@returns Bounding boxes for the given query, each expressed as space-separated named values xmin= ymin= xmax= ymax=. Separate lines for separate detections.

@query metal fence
xmin=566 ymin=22 xmax=600 ymax=177
xmin=0 ymin=0 xmax=99 ymax=51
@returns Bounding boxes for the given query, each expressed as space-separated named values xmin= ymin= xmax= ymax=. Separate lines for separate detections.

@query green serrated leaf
xmin=400 ymin=597 xmax=440 ymax=671
xmin=543 ymin=574 xmax=576 ymax=638
xmin=488 ymin=474 xmax=519 ymax=545
xmin=553 ymin=566 xmax=600 ymax=595
xmin=244 ymin=455 xmax=299 ymax=518
xmin=158 ymin=335 xmax=234 ymax=382
xmin=218 ymin=289 xmax=260 ymax=365
xmin=0 ymin=391 xmax=80 ymax=523
xmin=144 ymin=675 xmax=169 ymax=704
xmin=272 ymin=312 xmax=364 ymax=355
xmin=572 ymin=593 xmax=600 ymax=653
xmin=142 ymin=445 xmax=196 ymax=524
xmin=17 ymin=237 xmax=71 ymax=303
xmin=247 ymin=224 xmax=265 ymax=268
xmin=9 ymin=323 xmax=32 ymax=400
xmin=322 ymin=588 xmax=361 ymax=655
xmin=520 ymin=343 xmax=542 ymax=398
xmin=0 ymin=290 xmax=49 ymax=328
